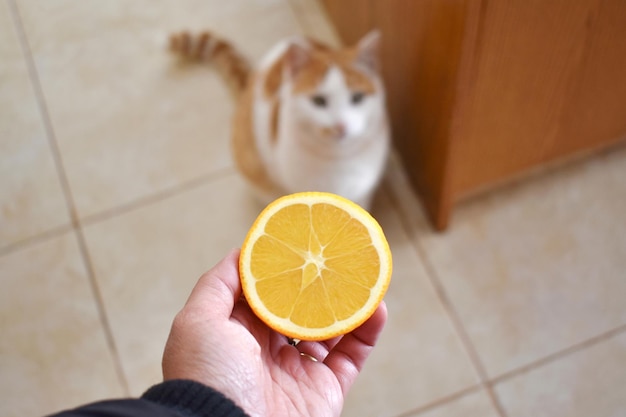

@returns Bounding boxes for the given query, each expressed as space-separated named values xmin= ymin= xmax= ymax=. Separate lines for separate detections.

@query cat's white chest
xmin=272 ymin=124 xmax=389 ymax=208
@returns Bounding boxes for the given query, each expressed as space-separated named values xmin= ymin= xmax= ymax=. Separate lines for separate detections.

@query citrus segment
xmin=240 ymin=192 xmax=392 ymax=341
xmin=255 ymin=270 xmax=300 ymax=318
xmin=321 ymin=269 xmax=370 ymax=320
xmin=290 ymin=278 xmax=335 ymax=329
xmin=325 ymin=246 xmax=380 ymax=286
xmin=310 ymin=203 xmax=351 ymax=245
xmin=264 ymin=203 xmax=311 ymax=249
xmin=250 ymin=236 xmax=303 ymax=278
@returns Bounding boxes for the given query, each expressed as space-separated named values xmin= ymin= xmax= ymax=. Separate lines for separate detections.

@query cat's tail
xmin=169 ymin=31 xmax=250 ymax=97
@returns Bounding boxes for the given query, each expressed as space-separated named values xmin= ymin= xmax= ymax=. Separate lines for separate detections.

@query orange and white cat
xmin=170 ymin=31 xmax=390 ymax=210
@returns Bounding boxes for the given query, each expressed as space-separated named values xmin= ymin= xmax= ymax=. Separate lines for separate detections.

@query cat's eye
xmin=351 ymin=92 xmax=365 ymax=105
xmin=311 ymin=95 xmax=327 ymax=108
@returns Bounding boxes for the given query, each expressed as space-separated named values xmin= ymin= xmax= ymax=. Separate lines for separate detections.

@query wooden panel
xmin=557 ymin=0 xmax=626 ymax=154
xmin=450 ymin=0 xmax=597 ymax=197
xmin=375 ymin=0 xmax=477 ymax=229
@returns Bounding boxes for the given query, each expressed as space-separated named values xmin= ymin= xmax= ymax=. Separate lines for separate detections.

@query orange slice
xmin=239 ymin=192 xmax=392 ymax=341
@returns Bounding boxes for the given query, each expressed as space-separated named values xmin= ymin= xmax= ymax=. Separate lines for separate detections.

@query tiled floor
xmin=1 ymin=1 xmax=625 ymax=416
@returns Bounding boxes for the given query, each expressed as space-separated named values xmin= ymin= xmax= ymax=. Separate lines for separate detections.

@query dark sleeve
xmin=46 ymin=379 xmax=249 ymax=417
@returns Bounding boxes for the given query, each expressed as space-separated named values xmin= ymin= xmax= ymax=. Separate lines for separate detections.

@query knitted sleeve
xmin=46 ymin=379 xmax=250 ymax=417
xmin=142 ymin=379 xmax=250 ymax=417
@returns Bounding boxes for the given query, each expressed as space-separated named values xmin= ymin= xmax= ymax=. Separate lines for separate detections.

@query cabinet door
xmin=450 ymin=0 xmax=599 ymax=197
xmin=557 ymin=0 xmax=626 ymax=155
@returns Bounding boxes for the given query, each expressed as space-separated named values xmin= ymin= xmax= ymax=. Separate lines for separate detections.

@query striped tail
xmin=169 ymin=31 xmax=250 ymax=98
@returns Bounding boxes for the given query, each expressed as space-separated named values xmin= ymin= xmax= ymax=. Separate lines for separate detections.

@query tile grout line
xmin=0 ymin=170 xmax=236 ymax=257
xmin=408 ymin=235 xmax=508 ymax=417
xmin=382 ymin=181 xmax=508 ymax=417
xmin=392 ymin=384 xmax=483 ymax=417
xmin=489 ymin=323 xmax=626 ymax=386
xmin=7 ymin=0 xmax=130 ymax=395
xmin=81 ymin=167 xmax=236 ymax=227
xmin=0 ymin=224 xmax=74 ymax=258
xmin=285 ymin=0 xmax=333 ymax=40
xmin=285 ymin=0 xmax=308 ymax=34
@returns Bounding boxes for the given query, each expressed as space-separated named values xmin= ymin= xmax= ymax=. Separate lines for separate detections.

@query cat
xmin=169 ymin=30 xmax=390 ymax=210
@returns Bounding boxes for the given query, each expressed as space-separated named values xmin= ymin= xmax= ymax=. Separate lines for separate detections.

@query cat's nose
xmin=332 ymin=123 xmax=346 ymax=139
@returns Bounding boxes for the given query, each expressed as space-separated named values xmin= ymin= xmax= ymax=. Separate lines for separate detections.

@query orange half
xmin=239 ymin=192 xmax=392 ymax=341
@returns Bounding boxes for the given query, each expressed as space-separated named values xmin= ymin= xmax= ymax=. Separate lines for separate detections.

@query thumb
xmin=184 ymin=249 xmax=242 ymax=318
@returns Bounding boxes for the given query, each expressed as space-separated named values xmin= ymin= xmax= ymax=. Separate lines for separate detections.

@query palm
xmin=266 ymin=360 xmax=342 ymax=417
xmin=246 ymin=311 xmax=344 ymax=416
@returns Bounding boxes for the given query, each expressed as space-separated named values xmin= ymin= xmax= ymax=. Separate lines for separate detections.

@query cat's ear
xmin=285 ymin=41 xmax=311 ymax=77
xmin=355 ymin=30 xmax=381 ymax=73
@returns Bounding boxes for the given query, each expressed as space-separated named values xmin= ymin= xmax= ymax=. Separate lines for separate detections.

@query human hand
xmin=161 ymin=249 xmax=387 ymax=417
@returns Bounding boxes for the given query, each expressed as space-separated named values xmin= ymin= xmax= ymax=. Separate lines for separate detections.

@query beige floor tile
xmin=341 ymin=190 xmax=478 ymax=417
xmin=288 ymin=0 xmax=342 ymax=47
xmin=0 ymin=1 xmax=70 ymax=250
xmin=404 ymin=390 xmax=499 ymax=417
xmin=82 ymin=174 xmax=262 ymax=395
xmin=0 ymin=232 xmax=123 ymax=416
xmin=495 ymin=331 xmax=626 ymax=417
xmin=15 ymin=0 xmax=301 ymax=219
xmin=412 ymin=145 xmax=626 ymax=377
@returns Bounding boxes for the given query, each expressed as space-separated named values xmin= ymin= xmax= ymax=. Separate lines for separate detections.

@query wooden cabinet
xmin=321 ymin=0 xmax=626 ymax=230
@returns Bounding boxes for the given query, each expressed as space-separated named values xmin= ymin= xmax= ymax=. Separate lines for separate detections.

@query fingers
xmin=294 ymin=341 xmax=328 ymax=362
xmin=296 ymin=336 xmax=341 ymax=362
xmin=184 ymin=249 xmax=242 ymax=318
xmin=323 ymin=301 xmax=388 ymax=395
